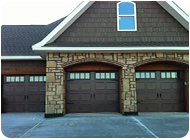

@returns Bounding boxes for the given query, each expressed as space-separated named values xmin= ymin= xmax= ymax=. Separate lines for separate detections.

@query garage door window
xmin=95 ymin=72 xmax=116 ymax=79
xmin=6 ymin=76 xmax=24 ymax=82
xmin=70 ymin=73 xmax=90 ymax=80
xmin=136 ymin=72 xmax=155 ymax=79
xmin=29 ymin=76 xmax=46 ymax=82
xmin=161 ymin=72 xmax=179 ymax=79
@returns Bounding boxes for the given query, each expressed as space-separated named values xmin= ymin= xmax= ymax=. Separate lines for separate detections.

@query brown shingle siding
xmin=55 ymin=1 xmax=189 ymax=43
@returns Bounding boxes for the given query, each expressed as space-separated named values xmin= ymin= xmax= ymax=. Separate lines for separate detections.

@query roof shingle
xmin=1 ymin=17 xmax=65 ymax=56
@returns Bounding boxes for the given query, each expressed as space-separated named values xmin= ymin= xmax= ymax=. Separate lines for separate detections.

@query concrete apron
xmin=1 ymin=112 xmax=189 ymax=138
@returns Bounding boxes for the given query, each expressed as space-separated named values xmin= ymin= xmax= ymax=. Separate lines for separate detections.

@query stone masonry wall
xmin=46 ymin=52 xmax=189 ymax=115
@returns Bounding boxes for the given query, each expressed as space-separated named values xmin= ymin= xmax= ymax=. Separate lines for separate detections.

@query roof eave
xmin=35 ymin=1 xmax=95 ymax=48
xmin=1 ymin=56 xmax=43 ymax=61
xmin=157 ymin=1 xmax=189 ymax=31
xmin=33 ymin=47 xmax=189 ymax=59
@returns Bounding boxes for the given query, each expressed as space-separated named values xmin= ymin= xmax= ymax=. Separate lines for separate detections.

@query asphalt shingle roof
xmin=1 ymin=17 xmax=65 ymax=56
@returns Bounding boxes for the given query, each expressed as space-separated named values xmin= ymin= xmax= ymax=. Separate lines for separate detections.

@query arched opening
xmin=65 ymin=62 xmax=121 ymax=71
xmin=64 ymin=61 xmax=122 ymax=114
xmin=135 ymin=61 xmax=189 ymax=112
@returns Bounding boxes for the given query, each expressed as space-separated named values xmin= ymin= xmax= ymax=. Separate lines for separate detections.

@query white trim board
xmin=33 ymin=47 xmax=189 ymax=59
xmin=1 ymin=56 xmax=43 ymax=61
xmin=34 ymin=1 xmax=94 ymax=47
xmin=157 ymin=1 xmax=189 ymax=30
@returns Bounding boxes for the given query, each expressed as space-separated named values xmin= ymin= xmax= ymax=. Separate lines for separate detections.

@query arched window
xmin=117 ymin=1 xmax=137 ymax=31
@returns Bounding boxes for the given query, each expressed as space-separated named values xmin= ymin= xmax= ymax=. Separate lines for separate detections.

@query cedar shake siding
xmin=54 ymin=1 xmax=188 ymax=43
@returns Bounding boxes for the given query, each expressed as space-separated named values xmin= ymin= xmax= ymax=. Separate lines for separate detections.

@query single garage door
xmin=2 ymin=75 xmax=46 ymax=112
xmin=66 ymin=71 xmax=119 ymax=113
xmin=136 ymin=71 xmax=186 ymax=112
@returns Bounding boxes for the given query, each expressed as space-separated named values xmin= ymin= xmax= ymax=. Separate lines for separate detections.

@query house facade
xmin=1 ymin=1 xmax=189 ymax=118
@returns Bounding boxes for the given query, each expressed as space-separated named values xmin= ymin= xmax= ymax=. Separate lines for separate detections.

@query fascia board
xmin=35 ymin=1 xmax=95 ymax=48
xmin=1 ymin=56 xmax=43 ymax=61
xmin=157 ymin=1 xmax=189 ymax=30
xmin=34 ymin=47 xmax=189 ymax=59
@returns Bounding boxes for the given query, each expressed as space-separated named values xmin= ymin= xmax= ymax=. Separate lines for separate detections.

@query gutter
xmin=1 ymin=56 xmax=43 ymax=61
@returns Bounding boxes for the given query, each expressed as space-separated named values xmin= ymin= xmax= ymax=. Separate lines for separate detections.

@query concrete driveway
xmin=1 ymin=112 xmax=189 ymax=138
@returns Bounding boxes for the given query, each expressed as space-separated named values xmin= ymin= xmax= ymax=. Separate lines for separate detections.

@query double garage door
xmin=2 ymin=75 xmax=45 ymax=112
xmin=66 ymin=72 xmax=119 ymax=113
xmin=136 ymin=71 xmax=186 ymax=112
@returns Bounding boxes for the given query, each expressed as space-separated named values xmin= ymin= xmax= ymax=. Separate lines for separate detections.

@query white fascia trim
xmin=32 ymin=1 xmax=95 ymax=49
xmin=157 ymin=1 xmax=189 ymax=31
xmin=33 ymin=47 xmax=189 ymax=59
xmin=1 ymin=56 xmax=43 ymax=60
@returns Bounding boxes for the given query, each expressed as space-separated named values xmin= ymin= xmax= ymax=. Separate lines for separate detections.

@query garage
xmin=136 ymin=70 xmax=186 ymax=112
xmin=2 ymin=75 xmax=46 ymax=112
xmin=66 ymin=71 xmax=119 ymax=113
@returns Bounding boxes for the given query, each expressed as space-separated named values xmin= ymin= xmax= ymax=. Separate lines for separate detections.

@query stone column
xmin=45 ymin=53 xmax=64 ymax=118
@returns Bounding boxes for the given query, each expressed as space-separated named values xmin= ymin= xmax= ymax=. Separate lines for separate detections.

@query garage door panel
xmin=137 ymin=103 xmax=146 ymax=112
xmin=81 ymin=83 xmax=91 ymax=90
xmin=106 ymin=82 xmax=117 ymax=90
xmin=3 ymin=96 xmax=14 ymax=103
xmin=161 ymin=103 xmax=173 ymax=111
xmin=14 ymin=95 xmax=25 ymax=102
xmin=107 ymin=103 xmax=119 ymax=112
xmin=172 ymin=82 xmax=182 ymax=90
xmin=67 ymin=104 xmax=79 ymax=113
xmin=95 ymin=82 xmax=105 ymax=90
xmin=136 ymin=82 xmax=145 ymax=90
xmin=4 ymin=104 xmax=14 ymax=112
xmin=39 ymin=95 xmax=45 ymax=102
xmin=137 ymin=92 xmax=146 ymax=100
xmin=173 ymin=103 xmax=185 ymax=111
xmin=15 ymin=104 xmax=25 ymax=112
xmin=68 ymin=93 xmax=79 ymax=101
xmin=28 ymin=104 xmax=38 ymax=112
xmin=4 ymin=85 xmax=14 ymax=92
xmin=81 ymin=93 xmax=91 ymax=101
xmin=3 ymin=95 xmax=25 ymax=103
xmin=161 ymin=92 xmax=172 ymax=100
xmin=147 ymin=82 xmax=157 ymax=90
xmin=94 ymin=93 xmax=105 ymax=101
xmin=15 ymin=85 xmax=25 ymax=92
xmin=81 ymin=104 xmax=92 ymax=112
xmin=29 ymin=85 xmax=39 ymax=91
xmin=94 ymin=104 xmax=105 ymax=112
xmin=161 ymin=82 xmax=171 ymax=90
xmin=68 ymin=83 xmax=79 ymax=91
xmin=27 ymin=104 xmax=45 ymax=112
xmin=147 ymin=92 xmax=158 ymax=100
xmin=28 ymin=95 xmax=39 ymax=102
xmin=173 ymin=92 xmax=184 ymax=100
xmin=107 ymin=93 xmax=118 ymax=101
xmin=147 ymin=103 xmax=159 ymax=111
xmin=39 ymin=85 xmax=46 ymax=91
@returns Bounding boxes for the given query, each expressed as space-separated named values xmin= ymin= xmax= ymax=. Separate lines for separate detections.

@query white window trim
xmin=117 ymin=1 xmax=137 ymax=31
